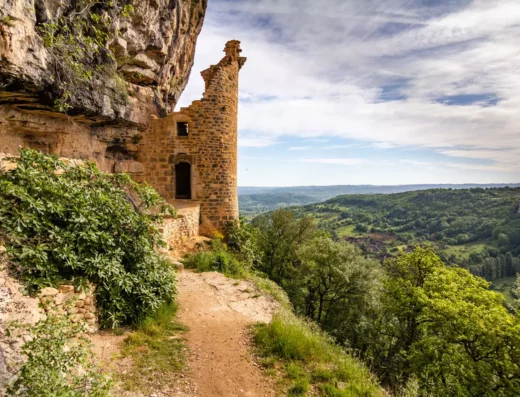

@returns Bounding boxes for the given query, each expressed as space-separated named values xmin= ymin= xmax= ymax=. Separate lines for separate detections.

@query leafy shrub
xmin=6 ymin=308 xmax=111 ymax=396
xmin=0 ymin=149 xmax=176 ymax=327
xmin=226 ymin=219 xmax=261 ymax=267
xmin=182 ymin=239 xmax=248 ymax=277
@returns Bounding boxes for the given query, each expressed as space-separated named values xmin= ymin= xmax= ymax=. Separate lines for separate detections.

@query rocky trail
xmin=176 ymin=270 xmax=278 ymax=397
xmin=89 ymin=268 xmax=280 ymax=396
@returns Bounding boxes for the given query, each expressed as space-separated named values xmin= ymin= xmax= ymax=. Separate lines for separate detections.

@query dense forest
xmin=288 ymin=188 xmax=520 ymax=286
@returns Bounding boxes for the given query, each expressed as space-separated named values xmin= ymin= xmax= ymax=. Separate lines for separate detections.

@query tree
xmin=368 ymin=247 xmax=520 ymax=395
xmin=498 ymin=233 xmax=510 ymax=247
xmin=294 ymin=237 xmax=382 ymax=348
xmin=252 ymin=209 xmax=316 ymax=282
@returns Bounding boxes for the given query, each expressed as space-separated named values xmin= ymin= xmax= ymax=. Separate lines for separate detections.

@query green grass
xmin=181 ymin=241 xmax=249 ymax=278
xmin=254 ymin=311 xmax=383 ymax=396
xmin=440 ymin=241 xmax=491 ymax=259
xmin=336 ymin=224 xmax=363 ymax=238
xmin=119 ymin=302 xmax=188 ymax=392
xmin=490 ymin=276 xmax=518 ymax=305
xmin=247 ymin=273 xmax=292 ymax=309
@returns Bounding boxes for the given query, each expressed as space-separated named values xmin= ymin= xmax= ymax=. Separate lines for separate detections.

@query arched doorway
xmin=175 ymin=162 xmax=191 ymax=199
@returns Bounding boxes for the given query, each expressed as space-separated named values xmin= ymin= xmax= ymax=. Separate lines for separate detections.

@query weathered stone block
xmin=59 ymin=285 xmax=74 ymax=293
xmin=39 ymin=287 xmax=59 ymax=297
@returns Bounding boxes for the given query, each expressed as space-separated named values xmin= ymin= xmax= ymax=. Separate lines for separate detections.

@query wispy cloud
xmin=299 ymin=158 xmax=369 ymax=166
xmin=179 ymin=0 xmax=520 ymax=184
xmin=400 ymin=159 xmax=430 ymax=166
xmin=238 ymin=135 xmax=280 ymax=147
xmin=321 ymin=144 xmax=360 ymax=150
xmin=288 ymin=146 xmax=312 ymax=151
xmin=370 ymin=142 xmax=400 ymax=149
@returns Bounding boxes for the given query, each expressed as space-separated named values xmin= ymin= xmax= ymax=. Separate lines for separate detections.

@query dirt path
xmin=177 ymin=270 xmax=278 ymax=397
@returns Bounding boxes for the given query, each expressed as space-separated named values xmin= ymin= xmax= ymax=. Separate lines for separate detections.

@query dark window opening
xmin=175 ymin=162 xmax=191 ymax=199
xmin=177 ymin=122 xmax=189 ymax=136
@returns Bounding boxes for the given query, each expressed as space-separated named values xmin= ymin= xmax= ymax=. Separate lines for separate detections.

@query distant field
xmin=440 ymin=241 xmax=493 ymax=260
xmin=491 ymin=276 xmax=517 ymax=305
xmin=336 ymin=224 xmax=361 ymax=237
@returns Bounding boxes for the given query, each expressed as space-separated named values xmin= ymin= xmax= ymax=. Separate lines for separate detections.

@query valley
xmin=256 ymin=187 xmax=520 ymax=285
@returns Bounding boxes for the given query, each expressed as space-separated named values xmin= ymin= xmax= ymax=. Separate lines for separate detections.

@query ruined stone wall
xmin=139 ymin=41 xmax=246 ymax=233
xmin=160 ymin=202 xmax=200 ymax=249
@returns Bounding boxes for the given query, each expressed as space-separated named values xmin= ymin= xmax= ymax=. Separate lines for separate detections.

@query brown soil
xmin=177 ymin=270 xmax=278 ymax=397
xmin=89 ymin=269 xmax=279 ymax=396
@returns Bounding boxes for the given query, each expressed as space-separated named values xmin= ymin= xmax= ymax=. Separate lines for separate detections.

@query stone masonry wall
xmin=160 ymin=202 xmax=200 ymax=249
xmin=37 ymin=285 xmax=98 ymax=330
xmin=138 ymin=41 xmax=246 ymax=234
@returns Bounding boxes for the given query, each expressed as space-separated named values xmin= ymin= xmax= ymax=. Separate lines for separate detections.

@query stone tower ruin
xmin=138 ymin=40 xmax=247 ymax=234
xmin=0 ymin=0 xmax=245 ymax=236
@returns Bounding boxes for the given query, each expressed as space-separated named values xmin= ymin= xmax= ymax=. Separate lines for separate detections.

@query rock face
xmin=0 ymin=245 xmax=100 ymax=392
xmin=0 ymin=0 xmax=207 ymax=173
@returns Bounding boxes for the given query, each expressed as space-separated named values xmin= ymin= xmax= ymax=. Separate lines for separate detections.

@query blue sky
xmin=178 ymin=0 xmax=520 ymax=186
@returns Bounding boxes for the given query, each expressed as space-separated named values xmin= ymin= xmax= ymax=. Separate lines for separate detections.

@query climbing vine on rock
xmin=6 ymin=307 xmax=112 ymax=396
xmin=38 ymin=0 xmax=134 ymax=112
xmin=0 ymin=149 xmax=176 ymax=328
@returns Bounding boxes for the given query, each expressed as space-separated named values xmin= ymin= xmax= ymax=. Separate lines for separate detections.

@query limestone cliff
xmin=0 ymin=0 xmax=207 ymax=174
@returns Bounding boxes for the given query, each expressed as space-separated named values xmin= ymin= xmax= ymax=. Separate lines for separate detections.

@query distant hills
xmin=238 ymin=184 xmax=520 ymax=216
xmin=290 ymin=187 xmax=520 ymax=286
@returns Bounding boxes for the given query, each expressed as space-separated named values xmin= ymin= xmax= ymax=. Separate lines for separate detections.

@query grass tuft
xmin=247 ymin=273 xmax=293 ymax=309
xmin=254 ymin=311 xmax=382 ymax=396
xmin=182 ymin=242 xmax=248 ymax=278
xmin=288 ymin=378 xmax=310 ymax=396
xmin=120 ymin=302 xmax=188 ymax=392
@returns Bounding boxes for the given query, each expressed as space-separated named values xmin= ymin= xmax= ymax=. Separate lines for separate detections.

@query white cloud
xmin=238 ymin=135 xmax=280 ymax=147
xmin=370 ymin=142 xmax=400 ymax=149
xmin=288 ymin=146 xmax=311 ymax=151
xmin=439 ymin=149 xmax=520 ymax=173
xmin=400 ymin=159 xmax=430 ymax=166
xmin=445 ymin=162 xmax=511 ymax=173
xmin=299 ymin=158 xmax=369 ymax=166
xmin=178 ymin=0 xmax=520 ymax=183
xmin=321 ymin=144 xmax=360 ymax=150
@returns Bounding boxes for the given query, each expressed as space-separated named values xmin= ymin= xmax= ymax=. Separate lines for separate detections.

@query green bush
xmin=182 ymin=251 xmax=216 ymax=272
xmin=6 ymin=308 xmax=112 ymax=396
xmin=0 ymin=149 xmax=176 ymax=328
xmin=226 ymin=219 xmax=261 ymax=267
xmin=182 ymin=239 xmax=247 ymax=277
